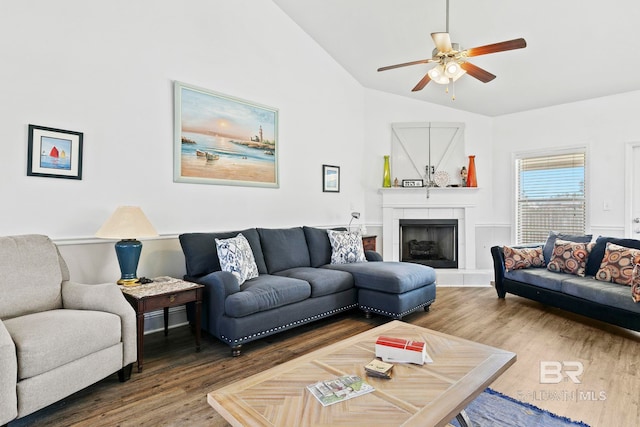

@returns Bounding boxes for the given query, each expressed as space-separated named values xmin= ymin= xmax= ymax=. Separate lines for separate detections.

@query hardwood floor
xmin=11 ymin=286 xmax=640 ymax=427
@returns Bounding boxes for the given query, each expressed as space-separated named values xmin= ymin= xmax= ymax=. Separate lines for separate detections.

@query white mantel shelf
xmin=379 ymin=187 xmax=480 ymax=192
xmin=379 ymin=186 xmax=480 ymax=208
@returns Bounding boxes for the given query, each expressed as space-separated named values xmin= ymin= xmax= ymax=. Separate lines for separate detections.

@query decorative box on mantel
xmin=379 ymin=187 xmax=480 ymax=270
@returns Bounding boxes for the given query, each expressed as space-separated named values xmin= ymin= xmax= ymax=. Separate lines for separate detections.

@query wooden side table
xmin=119 ymin=276 xmax=204 ymax=372
xmin=362 ymin=235 xmax=377 ymax=251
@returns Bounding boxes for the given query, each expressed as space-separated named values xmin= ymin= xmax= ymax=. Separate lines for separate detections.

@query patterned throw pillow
xmin=327 ymin=230 xmax=367 ymax=264
xmin=595 ymin=242 xmax=640 ymax=286
xmin=503 ymin=246 xmax=545 ymax=271
xmin=632 ymin=264 xmax=640 ymax=303
xmin=542 ymin=231 xmax=592 ymax=265
xmin=547 ymin=239 xmax=593 ymax=277
xmin=215 ymin=233 xmax=259 ymax=285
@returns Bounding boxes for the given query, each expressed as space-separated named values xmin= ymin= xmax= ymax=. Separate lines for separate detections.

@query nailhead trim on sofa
xmin=221 ymin=303 xmax=358 ymax=345
xmin=359 ymin=299 xmax=434 ymax=320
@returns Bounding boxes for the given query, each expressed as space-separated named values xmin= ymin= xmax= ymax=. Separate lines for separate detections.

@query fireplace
xmin=399 ymin=219 xmax=458 ymax=268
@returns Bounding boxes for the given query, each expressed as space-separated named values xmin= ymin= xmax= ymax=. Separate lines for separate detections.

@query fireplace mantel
xmin=380 ymin=187 xmax=480 ymax=270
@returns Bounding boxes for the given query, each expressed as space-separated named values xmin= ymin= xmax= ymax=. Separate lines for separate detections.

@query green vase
xmin=382 ymin=155 xmax=391 ymax=188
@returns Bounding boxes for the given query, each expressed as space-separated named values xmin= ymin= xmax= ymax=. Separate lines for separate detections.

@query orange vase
xmin=467 ymin=155 xmax=477 ymax=187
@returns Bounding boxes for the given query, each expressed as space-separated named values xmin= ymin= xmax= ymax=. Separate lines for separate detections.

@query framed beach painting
xmin=322 ymin=164 xmax=340 ymax=192
xmin=174 ymin=81 xmax=279 ymax=187
xmin=27 ymin=125 xmax=83 ymax=180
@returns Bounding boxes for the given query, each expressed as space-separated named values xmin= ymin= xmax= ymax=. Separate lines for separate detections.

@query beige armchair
xmin=0 ymin=235 xmax=136 ymax=425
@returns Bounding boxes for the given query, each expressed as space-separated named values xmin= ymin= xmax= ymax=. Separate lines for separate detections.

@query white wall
xmin=492 ymin=90 xmax=640 ymax=243
xmin=0 ymin=0 xmax=367 ymax=282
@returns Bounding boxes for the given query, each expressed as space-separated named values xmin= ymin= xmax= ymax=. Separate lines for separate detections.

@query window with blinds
xmin=516 ymin=151 xmax=586 ymax=244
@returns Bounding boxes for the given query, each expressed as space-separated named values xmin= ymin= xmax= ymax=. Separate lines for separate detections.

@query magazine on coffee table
xmin=306 ymin=375 xmax=375 ymax=406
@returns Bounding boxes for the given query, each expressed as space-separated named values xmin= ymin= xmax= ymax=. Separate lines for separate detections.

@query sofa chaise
xmin=179 ymin=226 xmax=436 ymax=356
xmin=491 ymin=233 xmax=640 ymax=332
xmin=0 ymin=235 xmax=136 ymax=426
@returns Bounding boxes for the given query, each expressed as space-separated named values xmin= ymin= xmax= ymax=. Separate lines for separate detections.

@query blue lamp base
xmin=115 ymin=239 xmax=142 ymax=286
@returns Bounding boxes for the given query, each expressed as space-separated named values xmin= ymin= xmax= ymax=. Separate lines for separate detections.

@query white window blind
xmin=516 ymin=152 xmax=586 ymax=244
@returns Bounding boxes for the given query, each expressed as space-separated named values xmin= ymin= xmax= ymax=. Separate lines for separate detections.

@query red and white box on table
xmin=375 ymin=336 xmax=432 ymax=365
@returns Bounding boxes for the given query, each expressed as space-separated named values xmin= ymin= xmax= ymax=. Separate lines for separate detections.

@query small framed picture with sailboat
xmin=27 ymin=124 xmax=83 ymax=180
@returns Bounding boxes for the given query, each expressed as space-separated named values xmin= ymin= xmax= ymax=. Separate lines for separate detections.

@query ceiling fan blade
xmin=377 ymin=58 xmax=433 ymax=72
xmin=411 ymin=73 xmax=432 ymax=91
xmin=460 ymin=62 xmax=496 ymax=83
xmin=465 ymin=38 xmax=526 ymax=57
xmin=431 ymin=32 xmax=452 ymax=53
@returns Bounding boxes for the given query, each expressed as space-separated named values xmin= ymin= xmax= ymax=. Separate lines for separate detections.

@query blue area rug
xmin=449 ymin=388 xmax=590 ymax=427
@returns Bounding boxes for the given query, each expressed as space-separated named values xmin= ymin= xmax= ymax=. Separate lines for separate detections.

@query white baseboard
xmin=143 ymin=306 xmax=189 ymax=335
xmin=435 ymin=269 xmax=493 ymax=286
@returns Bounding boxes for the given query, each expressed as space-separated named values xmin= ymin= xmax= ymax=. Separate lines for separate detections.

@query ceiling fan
xmin=377 ymin=0 xmax=526 ymax=97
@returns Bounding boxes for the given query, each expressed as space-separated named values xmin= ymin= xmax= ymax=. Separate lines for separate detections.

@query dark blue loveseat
xmin=491 ymin=235 xmax=640 ymax=332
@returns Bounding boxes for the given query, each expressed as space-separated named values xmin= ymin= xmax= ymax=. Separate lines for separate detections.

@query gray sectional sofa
xmin=491 ymin=235 xmax=640 ymax=332
xmin=179 ymin=226 xmax=436 ymax=355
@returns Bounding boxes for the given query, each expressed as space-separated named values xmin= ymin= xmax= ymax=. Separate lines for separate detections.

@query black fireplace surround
xmin=399 ymin=219 xmax=458 ymax=268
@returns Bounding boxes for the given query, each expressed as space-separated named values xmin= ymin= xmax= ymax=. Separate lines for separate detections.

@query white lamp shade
xmin=444 ymin=61 xmax=467 ymax=81
xmin=444 ymin=61 xmax=460 ymax=77
xmin=428 ymin=65 xmax=449 ymax=85
xmin=95 ymin=206 xmax=158 ymax=239
xmin=451 ymin=68 xmax=467 ymax=82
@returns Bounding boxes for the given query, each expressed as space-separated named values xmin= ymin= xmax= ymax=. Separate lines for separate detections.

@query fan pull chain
xmin=444 ymin=81 xmax=455 ymax=100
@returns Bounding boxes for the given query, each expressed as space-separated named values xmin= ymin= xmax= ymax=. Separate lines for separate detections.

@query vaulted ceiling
xmin=273 ymin=0 xmax=640 ymax=116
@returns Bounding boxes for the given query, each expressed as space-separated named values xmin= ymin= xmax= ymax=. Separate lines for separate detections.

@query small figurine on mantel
xmin=393 ymin=177 xmax=399 ymax=187
xmin=460 ymin=166 xmax=467 ymax=187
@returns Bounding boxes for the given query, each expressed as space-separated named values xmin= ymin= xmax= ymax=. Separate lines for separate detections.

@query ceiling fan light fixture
xmin=444 ymin=61 xmax=466 ymax=81
xmin=428 ymin=64 xmax=449 ymax=85
xmin=444 ymin=61 xmax=460 ymax=76
xmin=451 ymin=68 xmax=466 ymax=82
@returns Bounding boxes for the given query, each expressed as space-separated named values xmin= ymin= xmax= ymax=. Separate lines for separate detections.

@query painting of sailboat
xmin=174 ymin=81 xmax=278 ymax=187
xmin=40 ymin=137 xmax=72 ymax=170
xmin=27 ymin=125 xmax=83 ymax=180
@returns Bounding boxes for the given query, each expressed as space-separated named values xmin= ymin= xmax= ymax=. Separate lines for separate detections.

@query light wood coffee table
xmin=208 ymin=320 xmax=516 ymax=427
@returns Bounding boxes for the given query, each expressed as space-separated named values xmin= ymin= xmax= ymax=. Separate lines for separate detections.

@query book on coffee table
xmin=375 ymin=336 xmax=433 ymax=365
xmin=365 ymin=358 xmax=394 ymax=379
xmin=306 ymin=375 xmax=374 ymax=406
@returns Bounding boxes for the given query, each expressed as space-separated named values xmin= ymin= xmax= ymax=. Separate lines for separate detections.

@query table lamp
xmin=349 ymin=211 xmax=360 ymax=231
xmin=95 ymin=206 xmax=158 ymax=286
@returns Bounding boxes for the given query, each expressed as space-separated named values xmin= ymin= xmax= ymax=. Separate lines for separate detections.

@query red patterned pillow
xmin=547 ymin=239 xmax=593 ymax=277
xmin=595 ymin=242 xmax=640 ymax=286
xmin=503 ymin=246 xmax=545 ymax=271
xmin=632 ymin=264 xmax=640 ymax=303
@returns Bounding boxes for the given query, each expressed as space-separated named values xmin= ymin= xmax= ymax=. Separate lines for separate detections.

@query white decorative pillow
xmin=215 ymin=233 xmax=259 ymax=285
xmin=327 ymin=230 xmax=367 ymax=264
